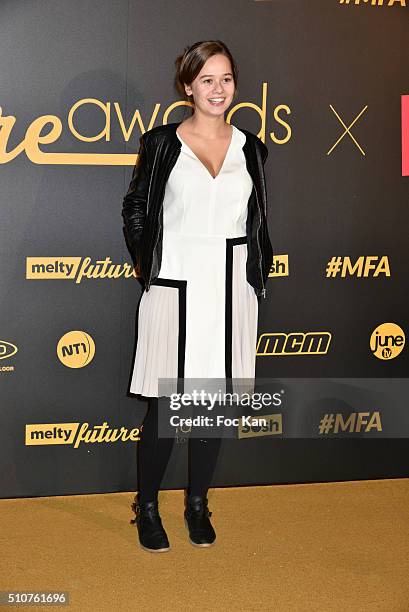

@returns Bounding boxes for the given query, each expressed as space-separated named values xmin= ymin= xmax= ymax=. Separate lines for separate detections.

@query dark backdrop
xmin=0 ymin=0 xmax=408 ymax=498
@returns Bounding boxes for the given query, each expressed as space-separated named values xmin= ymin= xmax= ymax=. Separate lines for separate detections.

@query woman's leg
xmin=187 ymin=435 xmax=222 ymax=497
xmin=137 ymin=396 xmax=175 ymax=503
xmin=132 ymin=396 xmax=175 ymax=552
xmin=184 ymin=433 xmax=221 ymax=546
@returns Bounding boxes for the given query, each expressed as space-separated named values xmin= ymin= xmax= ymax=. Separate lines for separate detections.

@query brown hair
xmin=174 ymin=40 xmax=238 ymax=114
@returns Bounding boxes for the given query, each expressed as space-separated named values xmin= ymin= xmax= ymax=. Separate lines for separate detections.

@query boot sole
xmin=139 ymin=543 xmax=170 ymax=553
xmin=184 ymin=517 xmax=215 ymax=547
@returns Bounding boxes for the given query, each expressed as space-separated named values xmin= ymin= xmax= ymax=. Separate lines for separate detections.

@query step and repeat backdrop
xmin=1 ymin=0 xmax=408 ymax=498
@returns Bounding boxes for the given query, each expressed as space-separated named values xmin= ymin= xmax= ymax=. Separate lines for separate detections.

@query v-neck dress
xmin=129 ymin=124 xmax=258 ymax=398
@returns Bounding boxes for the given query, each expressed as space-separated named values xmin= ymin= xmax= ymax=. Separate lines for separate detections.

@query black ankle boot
xmin=184 ymin=494 xmax=216 ymax=547
xmin=130 ymin=497 xmax=170 ymax=553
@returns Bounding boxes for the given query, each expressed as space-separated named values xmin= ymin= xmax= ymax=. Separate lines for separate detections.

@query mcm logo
xmin=257 ymin=331 xmax=331 ymax=356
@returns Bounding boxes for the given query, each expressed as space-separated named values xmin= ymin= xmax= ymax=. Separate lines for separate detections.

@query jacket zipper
xmin=146 ymin=214 xmax=162 ymax=292
xmin=144 ymin=141 xmax=158 ymax=292
xmin=253 ymin=184 xmax=266 ymax=298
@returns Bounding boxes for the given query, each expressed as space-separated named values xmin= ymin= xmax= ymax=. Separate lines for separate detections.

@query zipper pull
xmin=261 ymin=288 xmax=266 ymax=299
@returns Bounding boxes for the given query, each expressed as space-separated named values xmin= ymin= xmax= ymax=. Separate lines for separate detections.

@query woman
xmin=122 ymin=40 xmax=273 ymax=553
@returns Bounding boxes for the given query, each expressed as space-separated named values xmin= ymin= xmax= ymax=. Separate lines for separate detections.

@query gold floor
xmin=1 ymin=479 xmax=408 ymax=611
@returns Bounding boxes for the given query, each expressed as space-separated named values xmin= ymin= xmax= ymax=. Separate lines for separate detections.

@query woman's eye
xmin=203 ymin=78 xmax=232 ymax=84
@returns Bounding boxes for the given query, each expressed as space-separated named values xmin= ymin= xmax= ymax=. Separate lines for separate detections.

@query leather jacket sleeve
xmin=121 ymin=134 xmax=150 ymax=271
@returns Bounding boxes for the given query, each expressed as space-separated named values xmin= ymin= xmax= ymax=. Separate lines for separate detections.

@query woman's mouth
xmin=208 ymin=98 xmax=225 ymax=106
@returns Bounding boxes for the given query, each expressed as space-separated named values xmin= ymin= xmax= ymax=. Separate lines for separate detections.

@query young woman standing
xmin=122 ymin=40 xmax=273 ymax=553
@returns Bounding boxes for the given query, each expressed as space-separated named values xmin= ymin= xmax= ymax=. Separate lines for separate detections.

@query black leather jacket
xmin=122 ymin=122 xmax=273 ymax=298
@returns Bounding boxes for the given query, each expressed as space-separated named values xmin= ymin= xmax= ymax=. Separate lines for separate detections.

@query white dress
xmin=129 ymin=124 xmax=258 ymax=398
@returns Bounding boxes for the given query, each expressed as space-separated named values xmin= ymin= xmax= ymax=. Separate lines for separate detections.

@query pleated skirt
xmin=129 ymin=233 xmax=258 ymax=398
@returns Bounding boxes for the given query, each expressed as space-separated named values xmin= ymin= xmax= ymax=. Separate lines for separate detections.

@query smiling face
xmin=184 ymin=53 xmax=236 ymax=117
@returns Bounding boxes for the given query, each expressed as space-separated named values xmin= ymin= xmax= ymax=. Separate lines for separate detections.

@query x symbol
xmin=327 ymin=104 xmax=367 ymax=156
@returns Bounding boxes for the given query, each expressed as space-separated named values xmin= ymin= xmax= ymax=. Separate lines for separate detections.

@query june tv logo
xmin=370 ymin=323 xmax=405 ymax=360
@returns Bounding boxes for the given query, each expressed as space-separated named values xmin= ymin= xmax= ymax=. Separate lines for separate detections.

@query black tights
xmin=137 ymin=397 xmax=222 ymax=503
